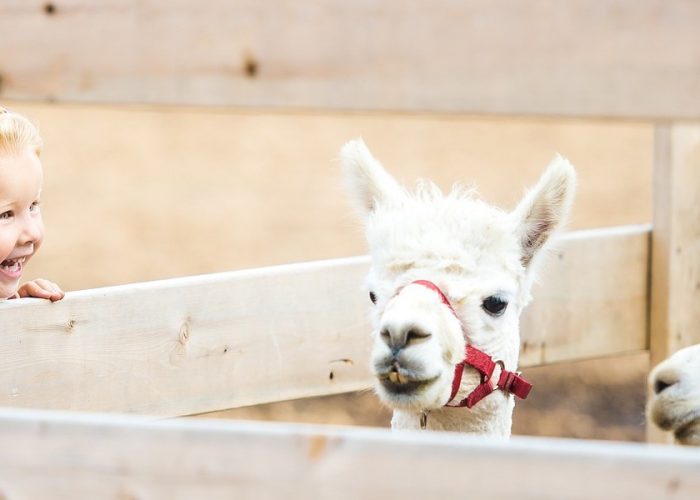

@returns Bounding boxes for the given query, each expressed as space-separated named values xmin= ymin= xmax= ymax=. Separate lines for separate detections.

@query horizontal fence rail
xmin=0 ymin=225 xmax=650 ymax=416
xmin=520 ymin=224 xmax=650 ymax=366
xmin=0 ymin=256 xmax=374 ymax=416
xmin=0 ymin=408 xmax=698 ymax=500
xmin=2 ymin=1 xmax=699 ymax=118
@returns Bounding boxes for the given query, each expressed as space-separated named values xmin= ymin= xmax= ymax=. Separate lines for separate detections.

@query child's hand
xmin=14 ymin=279 xmax=65 ymax=302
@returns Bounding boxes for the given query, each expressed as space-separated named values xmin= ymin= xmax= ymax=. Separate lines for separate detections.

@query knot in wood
xmin=179 ymin=320 xmax=190 ymax=345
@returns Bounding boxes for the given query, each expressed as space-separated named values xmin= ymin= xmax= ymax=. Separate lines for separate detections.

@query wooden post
xmin=650 ymin=124 xmax=700 ymax=365
xmin=649 ymin=123 xmax=700 ymax=441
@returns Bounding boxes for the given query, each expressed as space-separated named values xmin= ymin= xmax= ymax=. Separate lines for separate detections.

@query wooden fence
xmin=3 ymin=0 xmax=699 ymax=119
xmin=1 ymin=1 xmax=700 ymax=497
xmin=0 ymin=226 xmax=649 ymax=416
xmin=1 ymin=407 xmax=699 ymax=500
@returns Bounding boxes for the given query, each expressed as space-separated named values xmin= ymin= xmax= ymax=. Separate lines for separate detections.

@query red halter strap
xmin=410 ymin=280 xmax=532 ymax=408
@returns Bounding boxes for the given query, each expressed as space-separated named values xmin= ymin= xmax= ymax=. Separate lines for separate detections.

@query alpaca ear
xmin=340 ymin=138 xmax=406 ymax=215
xmin=513 ymin=155 xmax=576 ymax=267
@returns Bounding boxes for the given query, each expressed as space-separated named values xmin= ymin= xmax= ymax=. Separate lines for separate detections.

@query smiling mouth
xmin=0 ymin=257 xmax=26 ymax=275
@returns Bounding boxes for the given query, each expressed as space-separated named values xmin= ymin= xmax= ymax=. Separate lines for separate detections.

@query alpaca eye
xmin=369 ymin=291 xmax=377 ymax=304
xmin=482 ymin=296 xmax=508 ymax=316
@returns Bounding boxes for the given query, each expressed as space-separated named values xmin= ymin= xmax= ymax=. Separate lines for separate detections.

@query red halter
xmin=410 ymin=280 xmax=532 ymax=408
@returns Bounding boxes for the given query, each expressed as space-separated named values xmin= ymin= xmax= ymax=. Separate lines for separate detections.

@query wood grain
xmin=649 ymin=124 xmax=700 ymax=368
xmin=2 ymin=1 xmax=699 ymax=118
xmin=0 ymin=408 xmax=697 ymax=499
xmin=0 ymin=226 xmax=649 ymax=415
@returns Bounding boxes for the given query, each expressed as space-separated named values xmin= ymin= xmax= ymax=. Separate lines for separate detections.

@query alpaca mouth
xmin=652 ymin=401 xmax=700 ymax=433
xmin=673 ymin=413 xmax=700 ymax=443
xmin=379 ymin=375 xmax=436 ymax=394
xmin=377 ymin=366 xmax=438 ymax=395
xmin=670 ymin=409 xmax=700 ymax=433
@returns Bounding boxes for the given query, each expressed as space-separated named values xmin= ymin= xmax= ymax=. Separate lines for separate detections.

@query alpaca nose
xmin=653 ymin=372 xmax=679 ymax=395
xmin=379 ymin=325 xmax=432 ymax=353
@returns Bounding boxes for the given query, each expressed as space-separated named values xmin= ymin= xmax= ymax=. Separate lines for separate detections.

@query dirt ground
xmin=7 ymin=101 xmax=654 ymax=441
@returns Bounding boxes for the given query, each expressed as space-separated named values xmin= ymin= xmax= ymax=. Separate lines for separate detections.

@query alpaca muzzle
xmin=407 ymin=280 xmax=533 ymax=408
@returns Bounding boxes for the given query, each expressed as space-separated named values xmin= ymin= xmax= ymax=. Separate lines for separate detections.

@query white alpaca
xmin=648 ymin=344 xmax=700 ymax=445
xmin=342 ymin=139 xmax=575 ymax=437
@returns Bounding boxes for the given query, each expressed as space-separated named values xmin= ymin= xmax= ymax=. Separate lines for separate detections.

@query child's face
xmin=0 ymin=148 xmax=44 ymax=299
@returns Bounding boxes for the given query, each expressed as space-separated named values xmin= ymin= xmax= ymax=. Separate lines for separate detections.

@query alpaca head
xmin=648 ymin=344 xmax=700 ymax=445
xmin=342 ymin=139 xmax=575 ymax=414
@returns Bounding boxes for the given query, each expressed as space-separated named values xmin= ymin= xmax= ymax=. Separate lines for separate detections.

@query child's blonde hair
xmin=0 ymin=106 xmax=43 ymax=157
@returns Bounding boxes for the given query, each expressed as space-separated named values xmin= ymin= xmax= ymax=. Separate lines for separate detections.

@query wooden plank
xmin=649 ymin=123 xmax=700 ymax=366
xmin=521 ymin=225 xmax=651 ymax=366
xmin=1 ymin=1 xmax=699 ymax=118
xmin=0 ymin=257 xmax=374 ymax=416
xmin=649 ymin=124 xmax=700 ymax=367
xmin=0 ymin=408 xmax=698 ymax=500
xmin=0 ymin=226 xmax=649 ymax=416
xmin=9 ymin=101 xmax=651 ymax=293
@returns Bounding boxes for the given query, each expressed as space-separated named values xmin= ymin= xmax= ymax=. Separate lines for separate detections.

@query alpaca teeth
xmin=389 ymin=370 xmax=407 ymax=384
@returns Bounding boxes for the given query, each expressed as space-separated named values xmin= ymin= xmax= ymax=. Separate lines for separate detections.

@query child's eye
xmin=0 ymin=211 xmax=13 ymax=220
xmin=29 ymin=201 xmax=41 ymax=212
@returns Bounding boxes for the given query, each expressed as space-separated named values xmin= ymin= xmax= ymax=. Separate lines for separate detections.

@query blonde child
xmin=0 ymin=106 xmax=64 ymax=301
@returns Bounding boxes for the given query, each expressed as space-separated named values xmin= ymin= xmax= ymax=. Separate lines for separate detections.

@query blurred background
xmin=3 ymin=0 xmax=695 ymax=441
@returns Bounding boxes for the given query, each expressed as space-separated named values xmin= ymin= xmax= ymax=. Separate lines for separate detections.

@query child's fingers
xmin=34 ymin=279 xmax=65 ymax=301
xmin=17 ymin=279 xmax=65 ymax=301
xmin=17 ymin=282 xmax=52 ymax=299
xmin=49 ymin=285 xmax=65 ymax=301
